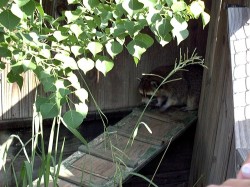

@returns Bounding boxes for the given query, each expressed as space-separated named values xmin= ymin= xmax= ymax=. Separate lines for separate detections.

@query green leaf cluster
xmin=0 ymin=0 xmax=209 ymax=128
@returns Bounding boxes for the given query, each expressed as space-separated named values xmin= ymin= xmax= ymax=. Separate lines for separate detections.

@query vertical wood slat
xmin=189 ymin=2 xmax=250 ymax=186
xmin=189 ymin=0 xmax=228 ymax=185
xmin=1 ymin=65 xmax=37 ymax=120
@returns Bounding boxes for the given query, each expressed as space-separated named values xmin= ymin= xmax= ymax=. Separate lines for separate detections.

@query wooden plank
xmin=108 ymin=126 xmax=164 ymax=146
xmin=226 ymin=130 xmax=236 ymax=179
xmin=59 ymin=153 xmax=131 ymax=186
xmin=116 ymin=108 xmax=197 ymax=141
xmin=58 ymin=108 xmax=197 ymax=186
xmin=78 ymin=144 xmax=138 ymax=168
xmin=189 ymin=0 xmax=249 ymax=186
xmin=207 ymin=59 xmax=235 ymax=183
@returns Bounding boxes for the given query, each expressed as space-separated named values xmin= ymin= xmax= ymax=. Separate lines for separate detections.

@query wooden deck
xmin=55 ymin=107 xmax=197 ymax=187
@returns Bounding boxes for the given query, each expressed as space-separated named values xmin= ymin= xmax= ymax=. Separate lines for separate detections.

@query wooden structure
xmin=5 ymin=0 xmax=250 ymax=187
xmin=0 ymin=0 xmax=209 ymax=122
xmin=189 ymin=1 xmax=250 ymax=186
xmin=52 ymin=108 xmax=197 ymax=186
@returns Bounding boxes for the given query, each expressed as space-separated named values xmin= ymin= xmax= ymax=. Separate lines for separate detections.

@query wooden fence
xmin=0 ymin=1 xmax=209 ymax=122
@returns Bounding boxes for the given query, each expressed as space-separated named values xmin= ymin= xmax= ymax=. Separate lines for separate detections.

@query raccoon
xmin=138 ymin=65 xmax=203 ymax=111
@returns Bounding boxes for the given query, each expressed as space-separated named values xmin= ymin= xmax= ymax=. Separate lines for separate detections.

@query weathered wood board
xmin=58 ymin=108 xmax=197 ymax=186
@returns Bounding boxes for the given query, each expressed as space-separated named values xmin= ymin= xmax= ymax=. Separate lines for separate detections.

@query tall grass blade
xmin=60 ymin=116 xmax=88 ymax=146
xmin=148 ymin=137 xmax=172 ymax=187
xmin=12 ymin=162 xmax=19 ymax=187
xmin=44 ymin=117 xmax=56 ymax=187
xmin=24 ymin=161 xmax=33 ymax=187
xmin=54 ymin=138 xmax=65 ymax=187
xmin=128 ymin=172 xmax=158 ymax=187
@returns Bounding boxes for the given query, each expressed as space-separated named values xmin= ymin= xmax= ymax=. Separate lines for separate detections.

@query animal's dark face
xmin=138 ymin=77 xmax=159 ymax=95
xmin=138 ymin=76 xmax=161 ymax=106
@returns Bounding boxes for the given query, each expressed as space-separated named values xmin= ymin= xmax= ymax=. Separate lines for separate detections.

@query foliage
xmin=0 ymin=0 xmax=209 ymax=124
xmin=0 ymin=1 xmax=209 ymax=185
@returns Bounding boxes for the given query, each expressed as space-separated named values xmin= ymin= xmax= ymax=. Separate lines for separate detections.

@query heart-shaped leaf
xmin=95 ymin=56 xmax=114 ymax=76
xmin=190 ymin=1 xmax=204 ymax=18
xmin=0 ymin=47 xmax=11 ymax=57
xmin=7 ymin=70 xmax=23 ymax=90
xmin=63 ymin=110 xmax=84 ymax=129
xmin=165 ymin=0 xmax=173 ymax=6
xmin=67 ymin=72 xmax=81 ymax=89
xmin=65 ymin=9 xmax=82 ymax=23
xmin=14 ymin=0 xmax=31 ymax=7
xmin=75 ymin=103 xmax=88 ymax=116
xmin=127 ymin=40 xmax=146 ymax=61
xmin=83 ymin=0 xmax=100 ymax=11
xmin=122 ymin=0 xmax=144 ymax=16
xmin=53 ymin=31 xmax=68 ymax=42
xmin=87 ymin=42 xmax=103 ymax=57
xmin=0 ymin=10 xmax=20 ymax=31
xmin=134 ymin=33 xmax=154 ymax=48
xmin=171 ymin=1 xmax=187 ymax=12
xmin=71 ymin=46 xmax=84 ymax=57
xmin=70 ymin=24 xmax=83 ymax=38
xmin=22 ymin=60 xmax=37 ymax=71
xmin=172 ymin=28 xmax=189 ymax=45
xmin=138 ymin=0 xmax=157 ymax=8
xmin=54 ymin=53 xmax=78 ymax=70
xmin=20 ymin=0 xmax=36 ymax=16
xmin=105 ymin=39 xmax=123 ymax=59
xmin=170 ymin=16 xmax=188 ymax=31
xmin=39 ymin=49 xmax=51 ymax=59
xmin=156 ymin=18 xmax=173 ymax=38
xmin=201 ymin=12 xmax=210 ymax=28
xmin=77 ymin=57 xmax=95 ymax=74
xmin=35 ymin=96 xmax=49 ymax=112
xmin=75 ymin=88 xmax=88 ymax=102
xmin=41 ymin=76 xmax=57 ymax=92
xmin=40 ymin=103 xmax=59 ymax=119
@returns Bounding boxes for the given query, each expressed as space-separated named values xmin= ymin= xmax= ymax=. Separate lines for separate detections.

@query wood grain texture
xmin=59 ymin=108 xmax=197 ymax=186
xmin=1 ymin=65 xmax=37 ymax=120
xmin=189 ymin=2 xmax=250 ymax=186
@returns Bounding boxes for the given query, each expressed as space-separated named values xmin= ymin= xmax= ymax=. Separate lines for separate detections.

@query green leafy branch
xmin=0 ymin=0 xmax=209 ymax=131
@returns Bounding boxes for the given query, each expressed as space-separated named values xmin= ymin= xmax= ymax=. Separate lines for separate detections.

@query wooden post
xmin=189 ymin=1 xmax=250 ymax=186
